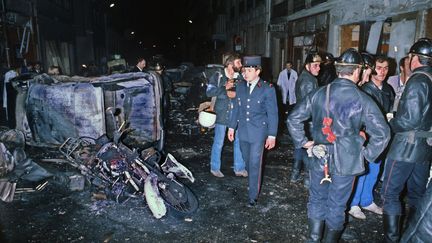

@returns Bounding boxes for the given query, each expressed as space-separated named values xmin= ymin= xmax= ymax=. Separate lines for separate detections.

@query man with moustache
xmin=207 ymin=53 xmax=247 ymax=178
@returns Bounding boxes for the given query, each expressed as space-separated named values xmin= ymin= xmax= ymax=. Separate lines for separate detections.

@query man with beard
xmin=288 ymin=48 xmax=390 ymax=242
xmin=207 ymin=53 xmax=247 ymax=178
xmin=291 ymin=51 xmax=322 ymax=186
xmin=381 ymin=38 xmax=432 ymax=242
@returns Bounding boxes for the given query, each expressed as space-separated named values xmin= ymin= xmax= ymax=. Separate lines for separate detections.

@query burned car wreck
xmin=1 ymin=72 xmax=198 ymax=219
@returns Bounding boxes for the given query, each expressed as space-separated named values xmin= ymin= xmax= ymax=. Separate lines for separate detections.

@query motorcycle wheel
xmin=158 ymin=179 xmax=198 ymax=216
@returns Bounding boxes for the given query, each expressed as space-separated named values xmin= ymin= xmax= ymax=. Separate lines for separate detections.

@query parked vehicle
xmin=12 ymin=72 xmax=165 ymax=151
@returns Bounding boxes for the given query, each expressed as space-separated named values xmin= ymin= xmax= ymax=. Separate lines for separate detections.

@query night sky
xmin=107 ymin=0 xmax=208 ymax=51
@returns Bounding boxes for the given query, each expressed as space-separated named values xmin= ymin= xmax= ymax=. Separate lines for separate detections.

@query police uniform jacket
xmin=387 ymin=66 xmax=432 ymax=163
xmin=206 ymin=71 xmax=237 ymax=125
xmin=229 ymin=78 xmax=278 ymax=143
xmin=361 ymin=81 xmax=395 ymax=114
xmin=287 ymin=78 xmax=391 ymax=176
xmin=295 ymin=70 xmax=318 ymax=101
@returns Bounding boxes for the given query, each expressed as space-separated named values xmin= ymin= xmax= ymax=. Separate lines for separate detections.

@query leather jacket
xmin=387 ymin=66 xmax=432 ymax=163
xmin=288 ymin=78 xmax=391 ymax=176
xmin=295 ymin=70 xmax=318 ymax=101
xmin=361 ymin=81 xmax=395 ymax=114
xmin=401 ymin=182 xmax=432 ymax=242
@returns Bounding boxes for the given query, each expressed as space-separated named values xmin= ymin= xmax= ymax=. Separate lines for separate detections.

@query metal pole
xmin=1 ymin=0 xmax=11 ymax=67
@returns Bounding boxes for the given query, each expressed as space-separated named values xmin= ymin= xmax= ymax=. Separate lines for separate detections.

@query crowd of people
xmin=206 ymin=38 xmax=432 ymax=242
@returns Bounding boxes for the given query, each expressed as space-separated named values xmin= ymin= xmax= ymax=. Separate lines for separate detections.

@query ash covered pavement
xmin=0 ymin=133 xmax=385 ymax=242
xmin=0 ymin=67 xmax=385 ymax=243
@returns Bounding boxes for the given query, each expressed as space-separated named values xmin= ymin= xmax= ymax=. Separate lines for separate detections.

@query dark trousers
xmin=294 ymin=148 xmax=308 ymax=169
xmin=240 ymin=140 xmax=265 ymax=201
xmin=381 ymin=159 xmax=431 ymax=216
xmin=308 ymin=169 xmax=355 ymax=230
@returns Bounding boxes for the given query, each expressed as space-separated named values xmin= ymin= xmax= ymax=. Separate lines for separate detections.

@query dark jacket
xmin=287 ymin=78 xmax=391 ymax=176
xmin=386 ymin=66 xmax=432 ymax=163
xmin=131 ymin=66 xmax=144 ymax=73
xmin=295 ymin=70 xmax=318 ymax=101
xmin=361 ymin=80 xmax=395 ymax=114
xmin=401 ymin=182 xmax=432 ymax=243
xmin=229 ymin=78 xmax=278 ymax=143
xmin=318 ymin=64 xmax=337 ymax=87
xmin=206 ymin=71 xmax=232 ymax=125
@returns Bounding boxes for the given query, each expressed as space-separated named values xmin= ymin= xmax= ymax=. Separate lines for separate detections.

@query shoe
xmin=211 ymin=170 xmax=224 ymax=178
xmin=362 ymin=202 xmax=383 ymax=215
xmin=384 ymin=214 xmax=400 ymax=242
xmin=323 ymin=228 xmax=342 ymax=243
xmin=247 ymin=199 xmax=257 ymax=207
xmin=307 ymin=218 xmax=324 ymax=242
xmin=349 ymin=206 xmax=366 ymax=219
xmin=235 ymin=170 xmax=248 ymax=177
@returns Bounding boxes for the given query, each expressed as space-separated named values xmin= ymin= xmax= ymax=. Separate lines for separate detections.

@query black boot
xmin=290 ymin=160 xmax=302 ymax=183
xmin=323 ymin=227 xmax=342 ymax=243
xmin=306 ymin=218 xmax=324 ymax=243
xmin=383 ymin=214 xmax=400 ymax=243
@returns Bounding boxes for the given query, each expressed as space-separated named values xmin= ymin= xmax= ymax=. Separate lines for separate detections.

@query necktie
xmin=287 ymin=71 xmax=291 ymax=80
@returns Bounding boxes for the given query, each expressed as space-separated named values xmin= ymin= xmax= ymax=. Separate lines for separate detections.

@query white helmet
xmin=198 ymin=111 xmax=216 ymax=128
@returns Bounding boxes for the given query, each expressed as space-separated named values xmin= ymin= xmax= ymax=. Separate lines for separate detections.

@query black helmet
xmin=324 ymin=52 xmax=334 ymax=63
xmin=409 ymin=38 xmax=432 ymax=58
xmin=361 ymin=52 xmax=375 ymax=69
xmin=335 ymin=48 xmax=363 ymax=66
xmin=305 ymin=51 xmax=322 ymax=64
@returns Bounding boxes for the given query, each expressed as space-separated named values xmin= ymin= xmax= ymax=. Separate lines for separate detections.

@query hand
xmin=225 ymin=81 xmax=234 ymax=90
xmin=265 ymin=137 xmax=276 ymax=150
xmin=359 ymin=131 xmax=367 ymax=140
xmin=386 ymin=113 xmax=394 ymax=122
xmin=302 ymin=141 xmax=314 ymax=149
xmin=227 ymin=129 xmax=235 ymax=142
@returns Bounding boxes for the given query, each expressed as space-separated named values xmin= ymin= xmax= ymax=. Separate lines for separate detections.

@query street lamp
xmin=188 ymin=20 xmax=193 ymax=24
xmin=109 ymin=3 xmax=115 ymax=8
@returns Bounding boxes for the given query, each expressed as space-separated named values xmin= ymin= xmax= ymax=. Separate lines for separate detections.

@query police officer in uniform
xmin=381 ymin=38 xmax=432 ymax=242
xmin=288 ymin=48 xmax=390 ymax=242
xmin=291 ymin=52 xmax=322 ymax=185
xmin=227 ymin=56 xmax=278 ymax=206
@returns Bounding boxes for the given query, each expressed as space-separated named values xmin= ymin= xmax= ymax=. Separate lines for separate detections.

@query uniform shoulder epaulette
xmin=263 ymin=80 xmax=273 ymax=88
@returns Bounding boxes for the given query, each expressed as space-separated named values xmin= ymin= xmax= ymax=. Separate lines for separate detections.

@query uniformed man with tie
xmin=227 ymin=56 xmax=278 ymax=207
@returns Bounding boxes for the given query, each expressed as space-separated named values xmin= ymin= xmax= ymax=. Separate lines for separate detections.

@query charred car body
xmin=2 ymin=71 xmax=198 ymax=218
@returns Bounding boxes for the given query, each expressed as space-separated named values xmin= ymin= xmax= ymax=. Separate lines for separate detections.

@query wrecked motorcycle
xmin=59 ymin=119 xmax=198 ymax=219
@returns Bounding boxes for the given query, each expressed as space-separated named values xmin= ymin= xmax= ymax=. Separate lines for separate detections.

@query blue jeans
xmin=381 ymin=159 xmax=431 ymax=216
xmin=351 ymin=160 xmax=381 ymax=207
xmin=210 ymin=124 xmax=245 ymax=172
xmin=308 ymin=169 xmax=355 ymax=230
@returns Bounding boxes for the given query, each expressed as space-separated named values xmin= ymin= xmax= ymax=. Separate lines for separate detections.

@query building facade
xmin=270 ymin=0 xmax=432 ymax=80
